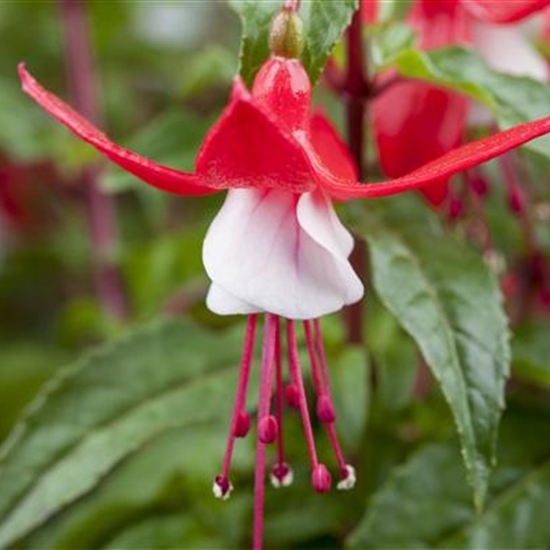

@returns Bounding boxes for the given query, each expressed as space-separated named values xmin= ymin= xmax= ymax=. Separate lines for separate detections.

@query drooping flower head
xmin=18 ymin=2 xmax=550 ymax=548
xmin=370 ymin=0 xmax=550 ymax=206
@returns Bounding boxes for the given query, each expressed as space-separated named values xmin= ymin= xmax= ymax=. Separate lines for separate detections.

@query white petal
xmin=296 ymin=191 xmax=354 ymax=258
xmin=473 ymin=22 xmax=549 ymax=81
xmin=202 ymin=189 xmax=364 ymax=319
xmin=206 ymin=284 xmax=260 ymax=315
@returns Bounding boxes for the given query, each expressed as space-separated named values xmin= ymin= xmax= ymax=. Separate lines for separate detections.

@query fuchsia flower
xmin=372 ymin=0 xmax=550 ymax=207
xmin=18 ymin=20 xmax=550 ymax=546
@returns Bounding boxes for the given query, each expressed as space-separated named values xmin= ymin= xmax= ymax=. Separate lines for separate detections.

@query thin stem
xmin=253 ymin=314 xmax=278 ymax=550
xmin=59 ymin=0 xmax=127 ymax=320
xmin=253 ymin=431 xmax=268 ymax=550
xmin=221 ymin=315 xmax=258 ymax=479
xmin=275 ymin=319 xmax=285 ymax=468
xmin=343 ymin=5 xmax=368 ymax=345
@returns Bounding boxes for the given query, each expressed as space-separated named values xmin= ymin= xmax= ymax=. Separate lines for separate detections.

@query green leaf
xmin=512 ymin=321 xmax=550 ymax=389
xmin=24 ymin=426 xmax=252 ymax=549
xmin=228 ymin=0 xmax=358 ymax=86
xmin=349 ymin=406 xmax=550 ymax=549
xmin=0 ymin=318 xmax=244 ymax=548
xmin=360 ymin=218 xmax=510 ymax=508
xmin=330 ymin=345 xmax=369 ymax=450
xmin=367 ymin=299 xmax=418 ymax=412
xmin=369 ymin=22 xmax=416 ymax=68
xmin=383 ymin=46 xmax=550 ymax=161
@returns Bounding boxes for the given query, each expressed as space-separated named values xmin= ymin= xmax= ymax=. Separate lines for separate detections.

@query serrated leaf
xmin=359 ymin=219 xmax=510 ymax=509
xmin=228 ymin=0 xmax=358 ymax=86
xmin=0 ymin=319 xmax=244 ymax=548
xmin=349 ymin=407 xmax=550 ymax=549
xmin=383 ymin=46 xmax=550 ymax=161
xmin=25 ymin=426 xmax=252 ymax=549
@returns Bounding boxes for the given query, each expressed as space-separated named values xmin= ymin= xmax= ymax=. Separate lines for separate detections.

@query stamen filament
xmin=310 ymin=318 xmax=356 ymax=488
xmin=219 ymin=314 xmax=257 ymax=491
xmin=253 ymin=314 xmax=279 ymax=550
xmin=272 ymin=319 xmax=293 ymax=487
xmin=303 ymin=320 xmax=324 ymax=395
xmin=313 ymin=318 xmax=331 ymax=392
xmin=287 ymin=319 xmax=319 ymax=468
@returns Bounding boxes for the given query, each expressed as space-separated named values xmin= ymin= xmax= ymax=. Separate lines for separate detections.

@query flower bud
xmin=316 ymin=394 xmax=336 ymax=424
xmin=234 ymin=411 xmax=251 ymax=438
xmin=269 ymin=8 xmax=304 ymax=59
xmin=337 ymin=464 xmax=357 ymax=491
xmin=258 ymin=415 xmax=278 ymax=443
xmin=285 ymin=383 xmax=300 ymax=409
xmin=213 ymin=475 xmax=233 ymax=500
xmin=470 ymin=175 xmax=489 ymax=197
xmin=448 ymin=196 xmax=463 ymax=221
xmin=270 ymin=462 xmax=294 ymax=488
xmin=312 ymin=463 xmax=332 ymax=493
xmin=508 ymin=186 xmax=524 ymax=214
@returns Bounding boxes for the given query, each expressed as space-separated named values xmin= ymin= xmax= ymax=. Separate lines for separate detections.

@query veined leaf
xmin=359 ymin=218 xmax=510 ymax=509
xmin=228 ymin=0 xmax=358 ymax=86
xmin=349 ymin=407 xmax=550 ymax=549
xmin=0 ymin=319 xmax=244 ymax=548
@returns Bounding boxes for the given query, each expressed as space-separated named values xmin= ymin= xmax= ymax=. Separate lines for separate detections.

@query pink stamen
xmin=317 ymin=394 xmax=336 ymax=424
xmin=287 ymin=320 xmax=322 ymax=473
xmin=216 ymin=314 xmax=257 ymax=497
xmin=313 ymin=318 xmax=331 ymax=392
xmin=312 ymin=463 xmax=332 ymax=493
xmin=304 ymin=320 xmax=324 ymax=394
xmin=258 ymin=415 xmax=278 ymax=443
xmin=311 ymin=318 xmax=355 ymax=487
xmin=253 ymin=314 xmax=279 ymax=550
xmin=284 ymin=383 xmax=300 ymax=409
xmin=271 ymin=320 xmax=293 ymax=487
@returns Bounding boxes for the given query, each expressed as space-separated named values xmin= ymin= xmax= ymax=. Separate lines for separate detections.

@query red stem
xmin=343 ymin=6 xmax=368 ymax=344
xmin=253 ymin=314 xmax=278 ymax=550
xmin=59 ymin=0 xmax=128 ymax=320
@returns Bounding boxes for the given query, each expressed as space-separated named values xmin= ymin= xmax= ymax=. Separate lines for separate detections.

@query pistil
xmin=214 ymin=314 xmax=258 ymax=500
xmin=253 ymin=314 xmax=279 ymax=550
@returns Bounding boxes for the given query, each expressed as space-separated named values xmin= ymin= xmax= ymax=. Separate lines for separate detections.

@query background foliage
xmin=1 ymin=1 xmax=550 ymax=549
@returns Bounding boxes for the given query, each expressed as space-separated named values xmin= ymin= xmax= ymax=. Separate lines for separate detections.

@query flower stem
xmin=253 ymin=314 xmax=278 ymax=550
xmin=343 ymin=5 xmax=368 ymax=344
xmin=59 ymin=0 xmax=128 ymax=320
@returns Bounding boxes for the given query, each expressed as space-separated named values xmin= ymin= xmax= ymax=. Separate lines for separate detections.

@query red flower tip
xmin=258 ymin=415 xmax=278 ymax=444
xmin=312 ymin=463 xmax=332 ymax=493
xmin=213 ymin=475 xmax=233 ymax=500
xmin=270 ymin=462 xmax=294 ymax=488
xmin=316 ymin=395 xmax=336 ymax=424
xmin=284 ymin=383 xmax=301 ymax=409
xmin=448 ymin=196 xmax=464 ymax=221
xmin=470 ymin=175 xmax=490 ymax=197
xmin=234 ymin=411 xmax=251 ymax=438
xmin=508 ymin=186 xmax=525 ymax=214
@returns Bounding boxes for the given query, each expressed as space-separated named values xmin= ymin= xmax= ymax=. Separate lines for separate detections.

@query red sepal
xmin=195 ymin=77 xmax=318 ymax=193
xmin=324 ymin=114 xmax=550 ymax=200
xmin=463 ymin=0 xmax=550 ymax=23
xmin=373 ymin=81 xmax=467 ymax=207
xmin=309 ymin=110 xmax=357 ymax=182
xmin=18 ymin=63 xmax=215 ymax=196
